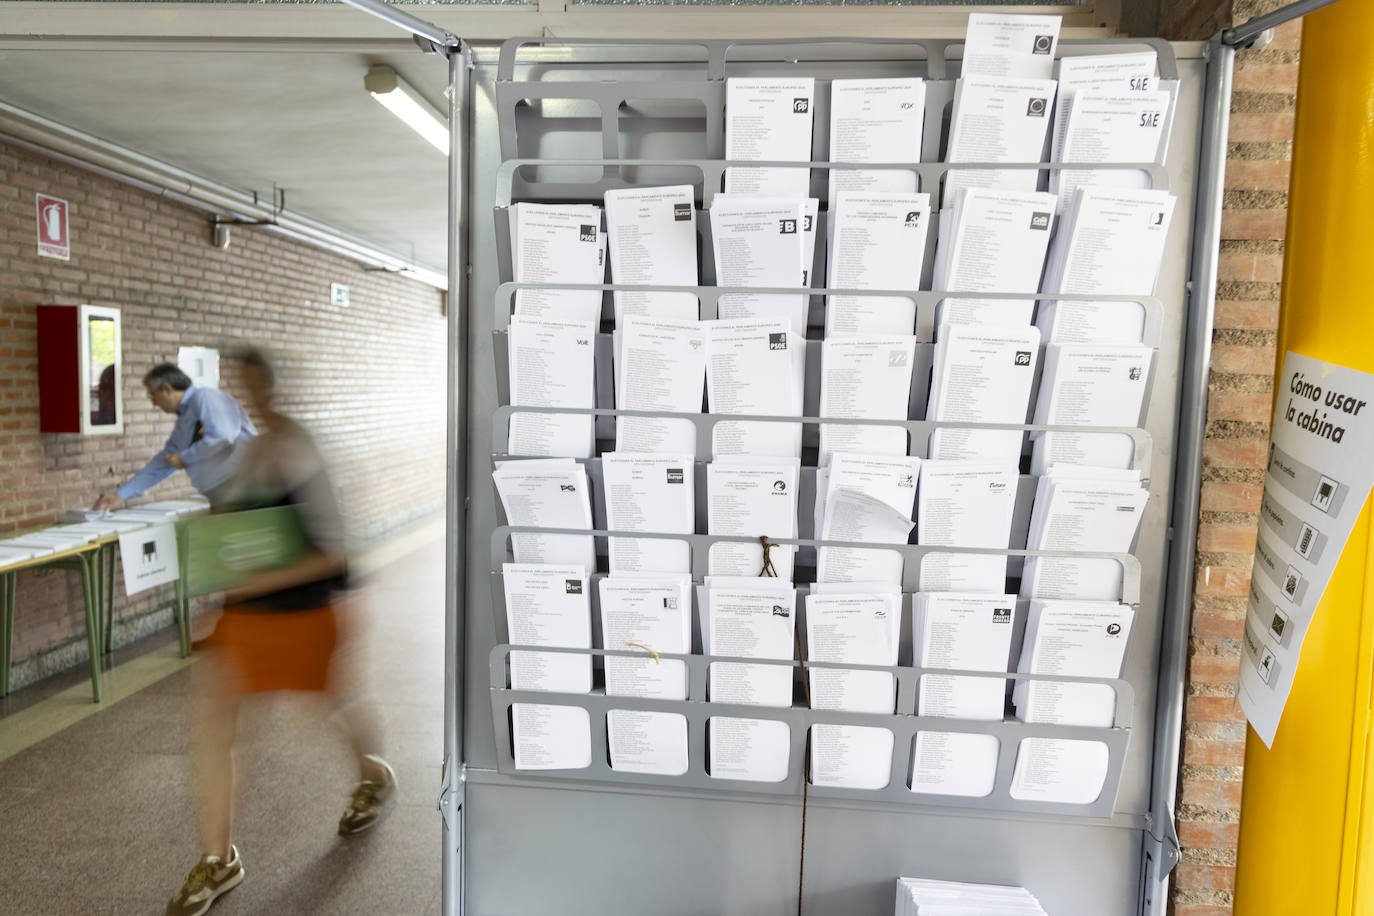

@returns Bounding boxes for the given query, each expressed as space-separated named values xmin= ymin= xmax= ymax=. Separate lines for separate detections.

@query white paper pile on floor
xmin=895 ymin=876 xmax=1049 ymax=915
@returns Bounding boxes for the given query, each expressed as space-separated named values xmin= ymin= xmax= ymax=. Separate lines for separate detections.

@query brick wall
xmin=0 ymin=139 xmax=446 ymax=688
xmin=1152 ymin=3 xmax=1300 ymax=913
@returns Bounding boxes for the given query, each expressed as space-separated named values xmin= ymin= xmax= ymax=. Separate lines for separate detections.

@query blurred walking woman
xmin=166 ymin=348 xmax=394 ymax=916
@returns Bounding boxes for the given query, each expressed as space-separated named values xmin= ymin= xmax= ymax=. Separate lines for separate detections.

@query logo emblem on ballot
xmin=1106 ymin=623 xmax=1122 ymax=636
xmin=666 ymin=468 xmax=685 ymax=484
xmin=1032 ymin=34 xmax=1054 ymax=54
xmin=579 ymin=224 xmax=597 ymax=242
xmin=565 ymin=580 xmax=583 ymax=594
xmin=673 ymin=203 xmax=692 ymax=221
xmin=1128 ymin=366 xmax=1143 ymax=380
xmin=993 ymin=607 xmax=1012 ymax=623
xmin=771 ymin=604 xmax=790 ymax=618
xmin=904 ymin=211 xmax=922 ymax=226
xmin=1026 ymin=97 xmax=1048 ymax=117
xmin=792 ymin=98 xmax=810 ymax=114
xmin=889 ymin=350 xmax=909 ymax=367
xmin=1014 ymin=351 xmax=1032 ymax=366
xmin=1029 ymin=212 xmax=1051 ymax=231
xmin=768 ymin=333 xmax=788 ymax=350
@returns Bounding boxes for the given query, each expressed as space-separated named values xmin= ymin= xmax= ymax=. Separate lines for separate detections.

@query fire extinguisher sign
xmin=36 ymin=193 xmax=70 ymax=261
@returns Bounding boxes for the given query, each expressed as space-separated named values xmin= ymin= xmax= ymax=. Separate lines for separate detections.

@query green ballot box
xmin=179 ymin=506 xmax=311 ymax=598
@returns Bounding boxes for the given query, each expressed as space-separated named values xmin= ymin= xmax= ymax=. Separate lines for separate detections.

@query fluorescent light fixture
xmin=365 ymin=64 xmax=449 ymax=155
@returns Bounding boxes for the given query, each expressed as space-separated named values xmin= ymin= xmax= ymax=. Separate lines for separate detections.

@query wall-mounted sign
xmin=1240 ymin=351 xmax=1374 ymax=747
xmin=178 ymin=346 xmax=220 ymax=389
xmin=35 ymin=193 xmax=69 ymax=261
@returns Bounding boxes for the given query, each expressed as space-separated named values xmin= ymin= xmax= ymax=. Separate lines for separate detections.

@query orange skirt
xmin=207 ymin=604 xmax=339 ymax=695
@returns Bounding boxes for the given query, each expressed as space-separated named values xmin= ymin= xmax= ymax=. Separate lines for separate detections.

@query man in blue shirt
xmin=92 ymin=363 xmax=256 ymax=511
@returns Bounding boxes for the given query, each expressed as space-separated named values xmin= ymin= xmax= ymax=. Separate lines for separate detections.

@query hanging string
xmin=759 ymin=535 xmax=779 ymax=578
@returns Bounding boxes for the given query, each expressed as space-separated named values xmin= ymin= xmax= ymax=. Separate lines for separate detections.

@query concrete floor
xmin=0 ymin=536 xmax=446 ymax=915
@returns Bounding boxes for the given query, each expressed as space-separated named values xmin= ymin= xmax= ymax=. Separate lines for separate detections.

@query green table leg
xmin=101 ymin=542 xmax=116 ymax=655
xmin=78 ymin=553 xmax=102 ymax=703
xmin=0 ymin=571 xmax=14 ymax=698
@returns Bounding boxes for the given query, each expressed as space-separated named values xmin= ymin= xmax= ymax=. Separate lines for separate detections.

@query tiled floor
xmin=0 ymin=535 xmax=446 ymax=915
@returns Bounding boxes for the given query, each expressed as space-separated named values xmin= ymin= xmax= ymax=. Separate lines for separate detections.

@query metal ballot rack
xmin=327 ymin=1 xmax=1265 ymax=907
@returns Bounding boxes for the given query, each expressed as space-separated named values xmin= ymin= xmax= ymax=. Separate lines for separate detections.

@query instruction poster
xmin=119 ymin=523 xmax=179 ymax=596
xmin=1240 ymin=351 xmax=1374 ymax=747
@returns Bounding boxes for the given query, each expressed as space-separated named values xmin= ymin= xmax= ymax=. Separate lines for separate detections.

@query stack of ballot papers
xmin=502 ymin=564 xmax=593 ymax=770
xmin=599 ymin=576 xmax=693 ymax=775
xmin=705 ymin=578 xmax=797 ymax=782
xmin=827 ymin=78 xmax=925 ymax=206
xmin=602 ymin=452 xmax=695 ymax=577
xmin=962 ymin=12 xmax=1061 ymax=80
xmin=806 ymin=589 xmax=902 ymax=789
xmin=909 ymin=592 xmax=1016 ymax=797
xmin=704 ymin=319 xmax=806 ymax=458
xmin=926 ymin=322 xmax=1041 ymax=462
xmin=507 ymin=314 xmax=597 ymax=458
xmin=1014 ymin=598 xmax=1134 ymax=728
xmin=725 ymin=78 xmax=815 ymax=198
xmin=509 ymin=202 xmax=606 ymax=323
xmin=895 ymin=876 xmax=1048 ymax=916
xmin=813 ymin=452 xmax=920 ymax=589
xmin=614 ymin=317 xmax=706 ymax=454
xmin=1050 ymin=51 xmax=1160 ymax=170
xmin=1010 ymin=735 xmax=1112 ymax=804
xmin=1021 ymin=465 xmax=1147 ymax=601
xmin=932 ymin=188 xmax=1058 ymax=327
xmin=2 ymin=527 xmax=98 ymax=552
xmin=824 ymin=193 xmax=931 ymax=337
xmin=604 ymin=185 xmax=700 ymax=325
xmin=492 ymin=459 xmax=597 ymax=573
xmin=1031 ymin=342 xmax=1153 ymax=473
xmin=916 ymin=460 xmax=1018 ymax=593
xmin=818 ymin=336 xmax=917 ymax=463
xmin=710 ymin=196 xmax=816 ymax=335
xmin=0 ymin=543 xmax=56 ymax=564
xmin=707 ymin=459 xmax=800 ymax=582
xmin=1052 ymin=84 xmax=1173 ymax=207
xmin=1037 ymin=187 xmax=1176 ymax=346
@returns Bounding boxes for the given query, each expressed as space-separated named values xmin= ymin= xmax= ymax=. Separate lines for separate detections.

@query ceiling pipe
xmin=0 ymin=99 xmax=446 ymax=290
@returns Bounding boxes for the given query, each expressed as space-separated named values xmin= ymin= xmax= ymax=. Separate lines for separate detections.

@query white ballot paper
xmin=710 ymin=196 xmax=810 ymax=335
xmin=510 ymin=202 xmax=605 ymax=323
xmin=1051 ymin=52 xmax=1159 ymax=169
xmin=602 ymin=452 xmax=696 ymax=576
xmin=807 ymin=592 xmax=901 ymax=789
xmin=962 ymin=12 xmax=1061 ymax=80
xmin=493 ymin=459 xmax=597 ymax=572
xmin=1021 ymin=466 xmax=1148 ymax=600
xmin=507 ymin=315 xmax=596 ymax=458
xmin=1031 ymin=343 xmax=1153 ymax=473
xmin=1014 ymin=599 xmax=1133 ymax=728
xmin=707 ymin=459 xmax=800 ymax=582
xmin=896 ymin=876 xmax=1050 ymax=916
xmin=944 ymin=76 xmax=1059 ymax=202
xmin=1010 ymin=737 xmax=1111 ymax=804
xmin=615 ymin=317 xmax=706 ymax=453
xmin=1240 ymin=352 xmax=1374 ymax=747
xmin=704 ymin=319 xmax=806 ymax=458
xmin=725 ymin=78 xmax=816 ymax=198
xmin=1052 ymin=88 xmax=1173 ymax=207
xmin=825 ymin=193 xmax=931 ymax=337
xmin=503 ymin=563 xmax=593 ymax=770
xmin=707 ymin=584 xmax=797 ymax=782
xmin=1038 ymin=188 xmax=1176 ymax=345
xmin=827 ymin=79 xmax=925 ymax=205
xmin=819 ymin=336 xmax=916 ymax=463
xmin=816 ymin=489 xmax=915 ymax=588
xmin=917 ymin=460 xmax=1018 ymax=593
xmin=814 ymin=451 xmax=921 ymax=562
xmin=909 ymin=592 xmax=1016 ymax=797
xmin=600 ymin=576 xmax=693 ymax=775
xmin=926 ymin=323 xmax=1041 ymax=462
xmin=932 ymin=188 xmax=1058 ymax=326
xmin=604 ymin=185 xmax=699 ymax=325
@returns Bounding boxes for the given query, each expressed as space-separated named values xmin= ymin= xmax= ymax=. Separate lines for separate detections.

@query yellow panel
xmin=1233 ymin=2 xmax=1374 ymax=914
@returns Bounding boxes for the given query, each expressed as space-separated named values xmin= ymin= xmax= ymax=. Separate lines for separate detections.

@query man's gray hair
xmin=143 ymin=363 xmax=193 ymax=391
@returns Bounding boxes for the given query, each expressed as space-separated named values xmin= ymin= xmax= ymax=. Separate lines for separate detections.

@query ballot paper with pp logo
xmin=725 ymin=78 xmax=816 ymax=198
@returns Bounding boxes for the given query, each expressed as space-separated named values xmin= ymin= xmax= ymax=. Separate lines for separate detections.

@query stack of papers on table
xmin=824 ymin=193 xmax=930 ymax=337
xmin=492 ymin=459 xmax=596 ymax=573
xmin=705 ymin=578 xmax=796 ymax=782
xmin=932 ymin=188 xmax=1057 ymax=327
xmin=510 ymin=202 xmax=606 ymax=324
xmin=1037 ymin=187 xmax=1176 ymax=346
xmin=599 ymin=575 xmax=693 ymax=775
xmin=916 ymin=460 xmax=1018 ymax=593
xmin=818 ymin=336 xmax=917 ymax=464
xmin=614 ymin=316 xmax=706 ymax=454
xmin=140 ymin=499 xmax=209 ymax=516
xmin=4 ymin=529 xmax=97 ymax=552
xmin=926 ymin=323 xmax=1040 ymax=462
xmin=909 ymin=592 xmax=1015 ymax=797
xmin=507 ymin=314 xmax=597 ymax=458
xmin=814 ymin=452 xmax=920 ymax=590
xmin=704 ymin=319 xmax=806 ymax=459
xmin=602 ymin=452 xmax=695 ymax=577
xmin=1021 ymin=465 xmax=1147 ymax=601
xmin=1031 ymin=342 xmax=1153 ymax=473
xmin=710 ymin=195 xmax=816 ymax=335
xmin=725 ymin=78 xmax=815 ymax=198
xmin=827 ymin=79 xmax=925 ymax=206
xmin=0 ymin=543 xmax=55 ymax=564
xmin=806 ymin=590 xmax=902 ymax=789
xmin=604 ymin=185 xmax=700 ymax=325
xmin=503 ymin=563 xmax=593 ymax=770
xmin=896 ymin=876 xmax=1048 ymax=915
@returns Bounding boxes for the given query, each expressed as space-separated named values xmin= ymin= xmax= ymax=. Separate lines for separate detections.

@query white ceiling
xmin=0 ymin=42 xmax=453 ymax=274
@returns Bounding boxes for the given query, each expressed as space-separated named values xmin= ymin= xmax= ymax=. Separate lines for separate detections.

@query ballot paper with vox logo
xmin=180 ymin=506 xmax=311 ymax=598
xmin=1240 ymin=352 xmax=1374 ymax=747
